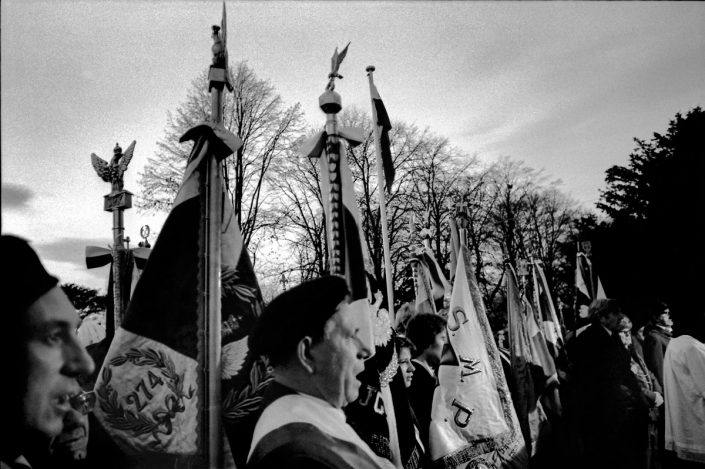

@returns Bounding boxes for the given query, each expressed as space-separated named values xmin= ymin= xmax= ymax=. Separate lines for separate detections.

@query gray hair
xmin=588 ymin=298 xmax=621 ymax=319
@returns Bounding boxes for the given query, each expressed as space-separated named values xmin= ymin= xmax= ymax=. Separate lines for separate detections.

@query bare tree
xmin=270 ymin=132 xmax=329 ymax=281
xmin=137 ymin=61 xmax=304 ymax=249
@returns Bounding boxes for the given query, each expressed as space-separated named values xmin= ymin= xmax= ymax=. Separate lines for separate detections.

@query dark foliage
xmin=595 ymin=107 xmax=705 ymax=325
xmin=61 ymin=282 xmax=107 ymax=318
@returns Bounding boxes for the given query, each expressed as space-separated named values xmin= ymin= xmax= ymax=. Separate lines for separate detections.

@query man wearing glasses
xmin=1 ymin=236 xmax=95 ymax=469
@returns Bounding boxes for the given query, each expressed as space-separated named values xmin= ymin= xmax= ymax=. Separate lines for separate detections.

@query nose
xmin=358 ymin=343 xmax=373 ymax=361
xmin=408 ymin=362 xmax=415 ymax=373
xmin=63 ymin=335 xmax=95 ymax=377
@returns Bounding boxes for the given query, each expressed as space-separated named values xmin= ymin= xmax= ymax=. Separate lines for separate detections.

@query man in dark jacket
xmin=405 ymin=313 xmax=447 ymax=451
xmin=643 ymin=303 xmax=673 ymax=389
xmin=573 ymin=299 xmax=650 ymax=469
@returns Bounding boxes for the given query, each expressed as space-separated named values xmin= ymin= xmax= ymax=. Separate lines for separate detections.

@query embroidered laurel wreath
xmin=97 ymin=347 xmax=195 ymax=447
xmin=223 ymin=356 xmax=272 ymax=422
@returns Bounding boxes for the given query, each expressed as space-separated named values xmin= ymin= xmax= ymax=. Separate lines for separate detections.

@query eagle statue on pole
xmin=91 ymin=141 xmax=136 ymax=192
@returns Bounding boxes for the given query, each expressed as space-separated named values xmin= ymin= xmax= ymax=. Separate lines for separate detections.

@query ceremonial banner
xmin=94 ymin=123 xmax=245 ymax=464
xmin=317 ymin=139 xmax=395 ymax=463
xmin=524 ymin=300 xmax=557 ymax=387
xmin=411 ymin=253 xmax=438 ymax=315
xmin=524 ymin=298 xmax=561 ymax=422
xmin=82 ymin=245 xmax=151 ymax=389
xmin=411 ymin=248 xmax=450 ymax=316
xmin=448 ymin=218 xmax=461 ymax=282
xmin=345 ymin=302 xmax=397 ymax=466
xmin=312 ymin=137 xmax=375 ymax=350
xmin=85 ymin=246 xmax=150 ymax=331
xmin=429 ymin=247 xmax=527 ymax=468
xmin=422 ymin=247 xmax=451 ymax=302
xmin=370 ymin=81 xmax=395 ymax=192
xmin=507 ymin=266 xmax=548 ymax=456
xmin=531 ymin=261 xmax=563 ymax=359
xmin=220 ymin=199 xmax=269 ymax=468
xmin=575 ymin=252 xmax=606 ymax=321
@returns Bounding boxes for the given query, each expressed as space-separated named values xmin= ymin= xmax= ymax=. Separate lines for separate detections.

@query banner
xmin=429 ymin=247 xmax=527 ymax=468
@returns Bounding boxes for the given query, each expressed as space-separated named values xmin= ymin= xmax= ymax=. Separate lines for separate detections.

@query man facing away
xmin=0 ymin=235 xmax=95 ymax=469
xmin=643 ymin=302 xmax=674 ymax=389
xmin=246 ymin=275 xmax=395 ymax=469
xmin=572 ymin=298 xmax=650 ymax=469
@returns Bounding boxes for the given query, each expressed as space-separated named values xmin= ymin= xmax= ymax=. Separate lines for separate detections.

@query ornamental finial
xmin=326 ymin=42 xmax=350 ymax=91
xmin=91 ymin=141 xmax=136 ymax=193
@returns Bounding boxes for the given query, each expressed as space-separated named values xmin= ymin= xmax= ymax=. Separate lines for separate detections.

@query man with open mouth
xmin=1 ymin=235 xmax=95 ymax=469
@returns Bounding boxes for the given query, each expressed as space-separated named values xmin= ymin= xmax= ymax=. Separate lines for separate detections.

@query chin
xmin=346 ymin=383 xmax=361 ymax=405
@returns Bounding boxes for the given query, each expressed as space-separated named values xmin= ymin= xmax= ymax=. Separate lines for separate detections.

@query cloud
xmin=1 ymin=183 xmax=34 ymax=210
xmin=35 ymin=236 xmax=111 ymax=265
xmin=32 ymin=237 xmax=113 ymax=290
xmin=43 ymin=259 xmax=109 ymax=292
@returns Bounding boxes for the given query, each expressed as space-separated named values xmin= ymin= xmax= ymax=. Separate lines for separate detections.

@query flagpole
xmin=320 ymin=46 xmax=350 ymax=276
xmin=204 ymin=5 xmax=231 ymax=466
xmin=408 ymin=213 xmax=420 ymax=305
xmin=366 ymin=66 xmax=395 ymax=320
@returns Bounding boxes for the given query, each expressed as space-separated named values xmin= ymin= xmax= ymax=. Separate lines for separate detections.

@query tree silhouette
xmin=61 ymin=283 xmax=107 ymax=318
xmin=595 ymin=107 xmax=704 ymax=324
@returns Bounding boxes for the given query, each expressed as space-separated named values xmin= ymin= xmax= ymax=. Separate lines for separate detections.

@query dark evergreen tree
xmin=596 ymin=107 xmax=704 ymax=325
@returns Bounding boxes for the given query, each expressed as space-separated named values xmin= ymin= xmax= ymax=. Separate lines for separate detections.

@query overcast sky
xmin=2 ymin=1 xmax=704 ymax=291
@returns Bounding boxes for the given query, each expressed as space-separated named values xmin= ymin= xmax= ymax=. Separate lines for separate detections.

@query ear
xmin=297 ymin=336 xmax=316 ymax=374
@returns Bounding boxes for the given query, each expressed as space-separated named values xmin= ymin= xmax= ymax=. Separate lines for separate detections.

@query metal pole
xmin=204 ymin=16 xmax=227 ymax=469
xmin=112 ymin=210 xmax=124 ymax=332
xmin=366 ymin=66 xmax=395 ymax=320
xmin=204 ymin=102 xmax=223 ymax=469
xmin=320 ymin=89 xmax=345 ymax=276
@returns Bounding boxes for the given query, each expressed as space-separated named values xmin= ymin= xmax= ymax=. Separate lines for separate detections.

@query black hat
xmin=249 ymin=275 xmax=349 ymax=366
xmin=1 ymin=235 xmax=59 ymax=315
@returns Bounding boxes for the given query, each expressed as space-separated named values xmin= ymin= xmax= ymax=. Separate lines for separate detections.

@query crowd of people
xmin=2 ymin=234 xmax=703 ymax=469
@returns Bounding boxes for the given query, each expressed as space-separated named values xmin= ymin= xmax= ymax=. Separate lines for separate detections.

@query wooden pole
xmin=366 ymin=66 xmax=395 ymax=321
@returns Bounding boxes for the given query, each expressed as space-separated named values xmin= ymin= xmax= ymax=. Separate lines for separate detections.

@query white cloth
xmin=664 ymin=335 xmax=705 ymax=463
xmin=248 ymin=392 xmax=395 ymax=469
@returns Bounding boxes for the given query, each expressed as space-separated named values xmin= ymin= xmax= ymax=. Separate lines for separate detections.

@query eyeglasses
xmin=69 ymin=391 xmax=96 ymax=415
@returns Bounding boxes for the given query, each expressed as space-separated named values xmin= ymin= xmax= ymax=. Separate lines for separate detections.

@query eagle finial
xmin=91 ymin=141 xmax=136 ymax=192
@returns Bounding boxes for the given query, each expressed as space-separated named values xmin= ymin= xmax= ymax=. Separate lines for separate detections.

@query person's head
xmin=650 ymin=302 xmax=673 ymax=329
xmin=496 ymin=329 xmax=507 ymax=349
xmin=406 ymin=313 xmax=447 ymax=368
xmin=1 ymin=236 xmax=95 ymax=449
xmin=394 ymin=334 xmax=416 ymax=388
xmin=578 ymin=303 xmax=591 ymax=319
xmin=249 ymin=275 xmax=373 ymax=408
xmin=590 ymin=298 xmax=624 ymax=332
xmin=617 ymin=315 xmax=633 ymax=349
xmin=636 ymin=325 xmax=646 ymax=342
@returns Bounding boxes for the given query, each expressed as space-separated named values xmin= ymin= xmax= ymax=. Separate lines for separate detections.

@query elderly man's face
xmin=309 ymin=300 xmax=372 ymax=408
xmin=23 ymin=287 xmax=95 ymax=438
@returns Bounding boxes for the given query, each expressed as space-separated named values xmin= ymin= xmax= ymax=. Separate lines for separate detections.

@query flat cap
xmin=249 ymin=275 xmax=349 ymax=366
xmin=1 ymin=235 xmax=59 ymax=316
